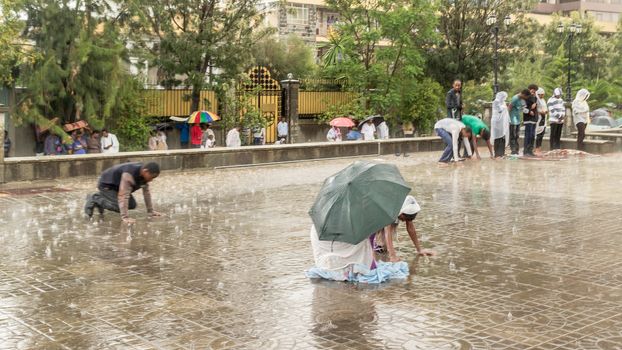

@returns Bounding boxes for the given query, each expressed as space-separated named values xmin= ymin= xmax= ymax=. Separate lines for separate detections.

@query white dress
xmin=226 ymin=129 xmax=241 ymax=147
xmin=309 ymin=225 xmax=374 ymax=279
xmin=361 ymin=123 xmax=376 ymax=140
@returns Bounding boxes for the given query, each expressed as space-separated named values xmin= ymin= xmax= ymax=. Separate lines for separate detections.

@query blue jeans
xmin=524 ymin=123 xmax=536 ymax=155
xmin=436 ymin=128 xmax=454 ymax=163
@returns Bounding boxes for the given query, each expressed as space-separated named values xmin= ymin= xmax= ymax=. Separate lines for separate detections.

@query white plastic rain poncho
xmin=572 ymin=89 xmax=590 ymax=126
xmin=536 ymin=88 xmax=548 ymax=135
xmin=491 ymin=91 xmax=510 ymax=147
xmin=547 ymin=88 xmax=565 ymax=124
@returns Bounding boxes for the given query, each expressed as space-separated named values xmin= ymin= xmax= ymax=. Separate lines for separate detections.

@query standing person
xmin=491 ymin=91 xmax=510 ymax=158
xmin=84 ymin=162 xmax=163 ymax=224
xmin=360 ymin=119 xmax=376 ymax=140
xmin=148 ymin=131 xmax=159 ymax=151
xmin=44 ymin=132 xmax=63 ymax=155
xmin=326 ymin=125 xmax=342 ymax=142
xmin=547 ymin=88 xmax=565 ymax=150
xmin=156 ymin=130 xmax=168 ymax=150
xmin=277 ymin=117 xmax=288 ymax=143
xmin=204 ymin=124 xmax=215 ymax=147
xmin=3 ymin=130 xmax=11 ymax=158
xmin=346 ymin=127 xmax=363 ymax=141
xmin=509 ymin=90 xmax=528 ymax=155
xmin=377 ymin=119 xmax=389 ymax=140
xmin=87 ymin=130 xmax=102 ymax=153
xmin=70 ymin=131 xmax=87 ymax=155
xmin=434 ymin=118 xmax=472 ymax=164
xmin=252 ymin=125 xmax=265 ymax=145
xmin=535 ymin=88 xmax=548 ymax=155
xmin=205 ymin=134 xmax=215 ymax=148
xmin=176 ymin=123 xmax=190 ymax=149
xmin=190 ymin=123 xmax=202 ymax=148
xmin=523 ymin=85 xmax=539 ymax=157
xmin=374 ymin=196 xmax=435 ymax=262
xmin=572 ymin=89 xmax=590 ymax=151
xmin=100 ymin=129 xmax=120 ymax=153
xmin=226 ymin=126 xmax=242 ymax=147
xmin=446 ymin=79 xmax=463 ymax=120
xmin=461 ymin=114 xmax=493 ymax=160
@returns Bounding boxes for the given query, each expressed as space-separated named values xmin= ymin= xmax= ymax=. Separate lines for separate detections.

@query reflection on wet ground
xmin=1 ymin=151 xmax=622 ymax=349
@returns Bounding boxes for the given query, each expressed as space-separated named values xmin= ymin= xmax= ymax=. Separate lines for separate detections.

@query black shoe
xmin=84 ymin=194 xmax=94 ymax=218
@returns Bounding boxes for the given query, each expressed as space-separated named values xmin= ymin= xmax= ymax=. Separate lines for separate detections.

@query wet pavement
xmin=1 ymin=151 xmax=622 ymax=349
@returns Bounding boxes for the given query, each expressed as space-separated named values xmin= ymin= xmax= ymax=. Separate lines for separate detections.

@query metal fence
xmin=143 ymin=89 xmax=218 ymax=117
xmin=298 ymin=91 xmax=357 ymax=117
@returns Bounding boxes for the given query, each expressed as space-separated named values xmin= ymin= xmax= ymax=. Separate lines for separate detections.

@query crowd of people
xmin=327 ymin=118 xmax=390 ymax=142
xmin=436 ymin=80 xmax=591 ymax=164
xmin=38 ymin=128 xmax=120 ymax=156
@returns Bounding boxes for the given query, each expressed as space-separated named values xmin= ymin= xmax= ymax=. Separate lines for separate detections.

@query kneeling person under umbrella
xmin=84 ymin=162 xmax=163 ymax=224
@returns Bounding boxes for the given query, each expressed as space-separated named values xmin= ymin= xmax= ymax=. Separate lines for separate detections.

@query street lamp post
xmin=557 ymin=23 xmax=582 ymax=102
xmin=486 ymin=15 xmax=511 ymax=97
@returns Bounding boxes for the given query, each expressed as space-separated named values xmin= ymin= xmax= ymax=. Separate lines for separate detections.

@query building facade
xmin=533 ymin=0 xmax=619 ymax=32
xmin=261 ymin=0 xmax=619 ymax=49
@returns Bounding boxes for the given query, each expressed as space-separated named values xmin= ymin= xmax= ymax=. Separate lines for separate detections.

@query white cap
xmin=400 ymin=195 xmax=421 ymax=215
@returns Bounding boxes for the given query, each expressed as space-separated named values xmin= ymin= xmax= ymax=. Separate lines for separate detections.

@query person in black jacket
xmin=523 ymin=85 xmax=539 ymax=157
xmin=84 ymin=162 xmax=162 ymax=224
xmin=446 ymin=80 xmax=463 ymax=120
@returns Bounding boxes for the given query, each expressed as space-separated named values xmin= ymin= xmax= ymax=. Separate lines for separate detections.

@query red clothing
xmin=190 ymin=125 xmax=202 ymax=145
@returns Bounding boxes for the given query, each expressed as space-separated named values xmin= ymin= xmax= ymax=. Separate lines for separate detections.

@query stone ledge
xmin=0 ymin=136 xmax=612 ymax=183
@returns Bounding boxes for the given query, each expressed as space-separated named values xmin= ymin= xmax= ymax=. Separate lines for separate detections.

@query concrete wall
xmin=1 ymin=136 xmax=613 ymax=183
xmin=2 ymin=138 xmax=444 ymax=183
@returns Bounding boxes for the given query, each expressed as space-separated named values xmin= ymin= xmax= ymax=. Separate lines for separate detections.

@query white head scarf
xmin=554 ymin=88 xmax=563 ymax=98
xmin=491 ymin=91 xmax=510 ymax=144
xmin=536 ymin=88 xmax=547 ymax=112
xmin=400 ymin=195 xmax=421 ymax=215
xmin=493 ymin=91 xmax=508 ymax=111
xmin=572 ymin=89 xmax=590 ymax=124
xmin=575 ymin=89 xmax=590 ymax=102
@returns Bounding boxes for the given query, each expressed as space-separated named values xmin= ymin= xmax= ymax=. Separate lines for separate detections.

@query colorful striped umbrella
xmin=187 ymin=110 xmax=220 ymax=124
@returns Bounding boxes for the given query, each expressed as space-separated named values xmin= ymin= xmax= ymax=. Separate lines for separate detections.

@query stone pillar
xmin=563 ymin=102 xmax=574 ymax=137
xmin=483 ymin=102 xmax=492 ymax=126
xmin=0 ymin=105 xmax=6 ymax=183
xmin=280 ymin=78 xmax=300 ymax=144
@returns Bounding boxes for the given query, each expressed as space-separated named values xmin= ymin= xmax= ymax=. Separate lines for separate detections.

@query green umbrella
xmin=309 ymin=161 xmax=411 ymax=245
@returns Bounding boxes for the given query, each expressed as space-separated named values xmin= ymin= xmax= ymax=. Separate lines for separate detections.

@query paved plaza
xmin=1 ymin=151 xmax=622 ymax=349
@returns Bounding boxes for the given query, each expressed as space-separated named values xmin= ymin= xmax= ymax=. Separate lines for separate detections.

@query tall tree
xmin=542 ymin=13 xmax=613 ymax=84
xmin=0 ymin=0 xmax=31 ymax=85
xmin=322 ymin=0 xmax=439 ymax=123
xmin=428 ymin=0 xmax=538 ymax=86
xmin=17 ymin=0 xmax=128 ymax=128
xmin=251 ymin=34 xmax=317 ymax=81
xmin=134 ymin=0 xmax=270 ymax=111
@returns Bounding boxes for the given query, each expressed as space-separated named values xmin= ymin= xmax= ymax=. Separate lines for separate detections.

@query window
xmin=287 ymin=6 xmax=309 ymax=26
xmin=588 ymin=10 xmax=619 ymax=22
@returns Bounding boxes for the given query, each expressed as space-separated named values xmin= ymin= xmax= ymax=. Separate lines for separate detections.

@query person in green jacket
xmin=460 ymin=114 xmax=493 ymax=160
xmin=509 ymin=90 xmax=529 ymax=155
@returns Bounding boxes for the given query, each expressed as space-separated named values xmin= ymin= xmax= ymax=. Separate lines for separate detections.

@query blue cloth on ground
xmin=306 ymin=261 xmax=409 ymax=284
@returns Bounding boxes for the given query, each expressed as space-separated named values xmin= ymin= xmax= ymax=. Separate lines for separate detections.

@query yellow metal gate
xmin=240 ymin=66 xmax=281 ymax=144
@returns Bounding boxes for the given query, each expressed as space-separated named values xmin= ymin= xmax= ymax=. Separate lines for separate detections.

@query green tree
xmin=322 ymin=0 xmax=439 ymax=125
xmin=107 ymin=75 xmax=151 ymax=151
xmin=16 ymin=0 xmax=128 ymax=130
xmin=405 ymin=77 xmax=444 ymax=133
xmin=428 ymin=0 xmax=538 ymax=85
xmin=0 ymin=0 xmax=32 ymax=85
xmin=252 ymin=34 xmax=317 ymax=81
xmin=134 ymin=0 xmax=270 ymax=111
xmin=542 ymin=13 xmax=613 ymax=85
